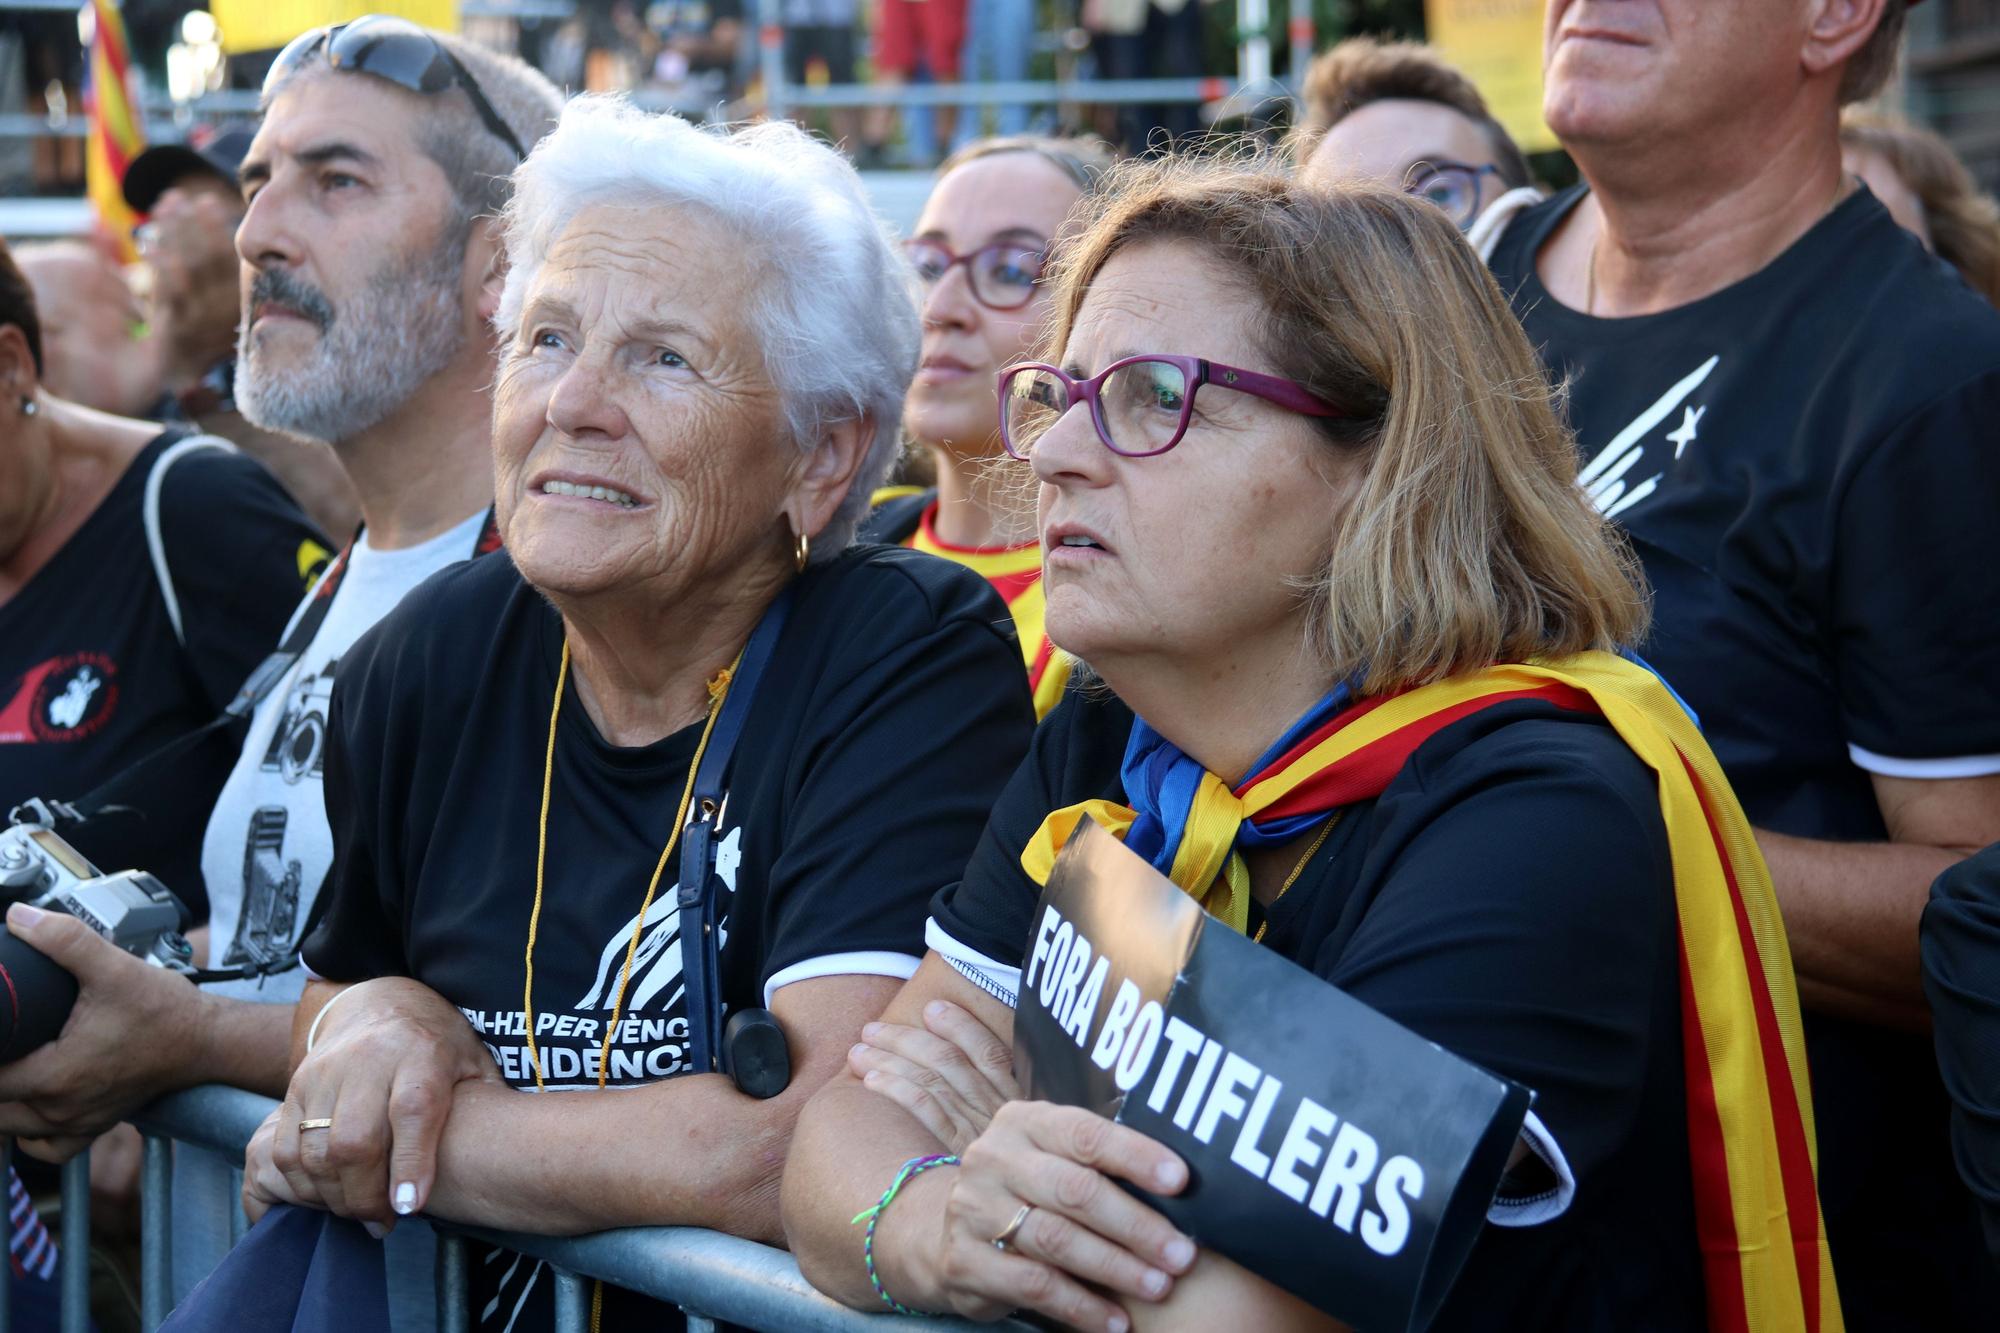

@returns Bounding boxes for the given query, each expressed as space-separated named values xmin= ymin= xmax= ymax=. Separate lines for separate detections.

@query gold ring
xmin=991 ymin=1203 xmax=1032 ymax=1252
xmin=298 ymin=1117 xmax=334 ymax=1132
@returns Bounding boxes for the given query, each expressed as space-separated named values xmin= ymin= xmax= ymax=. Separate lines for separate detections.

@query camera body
xmin=0 ymin=806 xmax=196 ymax=1059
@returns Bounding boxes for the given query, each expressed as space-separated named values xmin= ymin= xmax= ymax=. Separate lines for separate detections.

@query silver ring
xmin=991 ymin=1203 xmax=1032 ymax=1252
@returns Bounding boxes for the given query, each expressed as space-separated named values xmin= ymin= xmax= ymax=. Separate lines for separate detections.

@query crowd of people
xmin=4 ymin=2 xmax=2000 ymax=1330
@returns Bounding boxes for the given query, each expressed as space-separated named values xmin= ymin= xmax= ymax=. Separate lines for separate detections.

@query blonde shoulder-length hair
xmin=1038 ymin=156 xmax=1648 ymax=696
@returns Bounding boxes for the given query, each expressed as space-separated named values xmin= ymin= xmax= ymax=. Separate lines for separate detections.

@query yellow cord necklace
xmin=521 ymin=640 xmax=741 ymax=1333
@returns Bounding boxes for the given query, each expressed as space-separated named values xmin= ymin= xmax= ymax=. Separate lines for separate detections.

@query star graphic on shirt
xmin=1665 ymin=405 xmax=1706 ymax=459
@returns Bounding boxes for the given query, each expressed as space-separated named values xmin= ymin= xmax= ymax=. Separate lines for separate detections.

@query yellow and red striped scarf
xmin=1022 ymin=653 xmax=1840 ymax=1333
xmin=894 ymin=492 xmax=1070 ymax=719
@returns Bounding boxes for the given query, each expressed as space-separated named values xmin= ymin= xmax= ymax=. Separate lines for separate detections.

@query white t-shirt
xmin=172 ymin=507 xmax=490 ymax=1325
xmin=199 ymin=508 xmax=491 ymax=1000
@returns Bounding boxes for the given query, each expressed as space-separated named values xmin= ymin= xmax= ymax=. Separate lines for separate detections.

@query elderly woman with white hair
xmin=238 ymin=96 xmax=1036 ymax=1330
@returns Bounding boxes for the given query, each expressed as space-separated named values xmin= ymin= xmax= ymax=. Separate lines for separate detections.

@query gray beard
xmin=236 ymin=234 xmax=468 ymax=445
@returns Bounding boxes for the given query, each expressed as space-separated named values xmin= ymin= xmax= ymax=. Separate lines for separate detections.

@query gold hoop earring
xmin=793 ymin=529 xmax=810 ymax=573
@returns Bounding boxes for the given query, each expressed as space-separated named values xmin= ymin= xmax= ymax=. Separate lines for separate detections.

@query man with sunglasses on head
xmin=0 ymin=17 xmax=560 ymax=1325
xmin=1291 ymin=37 xmax=1540 ymax=246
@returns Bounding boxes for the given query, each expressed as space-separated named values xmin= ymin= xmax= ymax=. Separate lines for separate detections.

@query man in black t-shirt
xmin=1486 ymin=2 xmax=2000 ymax=1325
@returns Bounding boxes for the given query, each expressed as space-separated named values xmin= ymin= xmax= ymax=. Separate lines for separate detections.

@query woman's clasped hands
xmin=243 ymin=978 xmax=504 ymax=1234
xmin=854 ymin=1000 xmax=1199 ymax=1333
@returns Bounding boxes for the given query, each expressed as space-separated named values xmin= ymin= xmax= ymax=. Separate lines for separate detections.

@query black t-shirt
xmin=0 ymin=432 xmax=326 ymax=913
xmin=931 ymin=690 xmax=1704 ymax=1331
xmin=302 ymin=545 xmax=1034 ymax=1332
xmin=1489 ymin=186 xmax=2000 ymax=1328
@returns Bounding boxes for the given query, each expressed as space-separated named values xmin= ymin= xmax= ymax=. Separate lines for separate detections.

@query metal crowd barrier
xmin=0 ymin=1085 xmax=1027 ymax=1333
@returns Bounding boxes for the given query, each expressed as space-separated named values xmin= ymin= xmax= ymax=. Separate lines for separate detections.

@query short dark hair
xmin=1291 ymin=36 xmax=1533 ymax=191
xmin=0 ymin=238 xmax=44 ymax=376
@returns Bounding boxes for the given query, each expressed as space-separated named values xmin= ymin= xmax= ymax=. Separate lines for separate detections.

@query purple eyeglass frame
xmin=996 ymin=355 xmax=1344 ymax=459
xmin=902 ymin=238 xmax=1048 ymax=311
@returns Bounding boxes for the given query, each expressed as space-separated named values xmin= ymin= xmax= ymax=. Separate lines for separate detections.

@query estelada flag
xmin=84 ymin=0 xmax=145 ymax=263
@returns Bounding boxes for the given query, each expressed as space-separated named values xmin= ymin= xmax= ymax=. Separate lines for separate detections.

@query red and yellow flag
xmin=1025 ymin=652 xmax=1841 ymax=1331
xmin=84 ymin=0 xmax=145 ymax=262
xmin=897 ymin=492 xmax=1072 ymax=719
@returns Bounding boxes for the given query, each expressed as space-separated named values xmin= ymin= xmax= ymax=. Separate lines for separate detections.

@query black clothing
xmin=932 ymin=690 xmax=1706 ymax=1330
xmin=1923 ymin=843 xmax=2000 ymax=1260
xmin=1489 ymin=184 xmax=2000 ymax=1330
xmin=303 ymin=545 xmax=1034 ymax=1331
xmin=0 ymin=432 xmax=325 ymax=911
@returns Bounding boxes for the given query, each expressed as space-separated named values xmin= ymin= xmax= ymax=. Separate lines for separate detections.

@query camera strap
xmin=677 ymin=583 xmax=794 ymax=1076
xmin=52 ymin=509 xmax=500 ymax=828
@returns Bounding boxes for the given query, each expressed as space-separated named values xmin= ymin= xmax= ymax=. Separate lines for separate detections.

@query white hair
xmin=495 ymin=96 xmax=921 ymax=559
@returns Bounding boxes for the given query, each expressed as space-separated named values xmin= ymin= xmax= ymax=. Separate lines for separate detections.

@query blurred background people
xmin=784 ymin=0 xmax=861 ymax=147
xmin=866 ymin=135 xmax=1110 ymax=719
xmin=12 ymin=241 xmax=163 ymax=420
xmin=862 ymin=0 xmax=966 ymax=165
xmin=955 ymin=0 xmax=1035 ymax=144
xmin=1843 ymin=110 xmax=2000 ymax=306
xmin=640 ymin=0 xmax=747 ymax=112
xmin=1484 ymin=1 xmax=2000 ymax=1325
xmin=1291 ymin=36 xmax=1537 ymax=243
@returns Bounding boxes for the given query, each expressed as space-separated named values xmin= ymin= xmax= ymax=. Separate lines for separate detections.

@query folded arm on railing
xmin=133 ymin=1084 xmax=1031 ymax=1332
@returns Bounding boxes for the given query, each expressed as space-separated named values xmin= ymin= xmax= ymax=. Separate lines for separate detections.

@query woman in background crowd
xmin=868 ymin=136 xmax=1110 ymax=718
xmin=785 ymin=162 xmax=1835 ymax=1331
xmin=239 ymin=98 xmax=1033 ymax=1333
xmin=1842 ymin=111 xmax=2000 ymax=306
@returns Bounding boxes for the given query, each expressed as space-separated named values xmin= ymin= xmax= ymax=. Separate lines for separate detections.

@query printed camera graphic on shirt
xmin=221 ymin=806 xmax=303 ymax=970
xmin=259 ymin=662 xmax=337 ymax=785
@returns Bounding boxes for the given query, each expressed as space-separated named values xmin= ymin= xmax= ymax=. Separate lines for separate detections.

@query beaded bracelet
xmin=851 ymin=1153 xmax=960 ymax=1315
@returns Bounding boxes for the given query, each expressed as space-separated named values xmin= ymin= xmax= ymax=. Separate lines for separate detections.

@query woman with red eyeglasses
xmin=867 ymin=136 xmax=1111 ymax=719
xmin=785 ymin=159 xmax=1838 ymax=1332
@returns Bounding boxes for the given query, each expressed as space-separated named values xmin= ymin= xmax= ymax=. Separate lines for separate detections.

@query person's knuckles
xmin=1049 ymin=1159 xmax=1105 ymax=1213
xmin=1024 ymin=1206 xmax=1083 ymax=1265
xmin=387 ymin=1078 xmax=445 ymax=1125
xmin=1059 ymin=1108 xmax=1114 ymax=1166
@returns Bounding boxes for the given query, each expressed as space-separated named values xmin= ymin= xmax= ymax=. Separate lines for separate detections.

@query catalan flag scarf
xmin=1021 ymin=652 xmax=1840 ymax=1333
xmin=906 ymin=500 xmax=1071 ymax=719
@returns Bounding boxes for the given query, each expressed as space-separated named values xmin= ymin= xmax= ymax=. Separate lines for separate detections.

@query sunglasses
xmin=998 ymin=355 xmax=1343 ymax=459
xmin=267 ymin=15 xmax=526 ymax=161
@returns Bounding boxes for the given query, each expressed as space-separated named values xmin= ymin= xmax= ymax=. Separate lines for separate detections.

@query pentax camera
xmin=0 ymin=802 xmax=196 ymax=1060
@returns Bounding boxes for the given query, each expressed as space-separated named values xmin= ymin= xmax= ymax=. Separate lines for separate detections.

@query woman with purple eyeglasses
xmin=783 ymin=158 xmax=1778 ymax=1331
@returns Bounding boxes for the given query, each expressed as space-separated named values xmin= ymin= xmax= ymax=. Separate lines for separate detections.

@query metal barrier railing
xmin=0 ymin=1084 xmax=1028 ymax=1333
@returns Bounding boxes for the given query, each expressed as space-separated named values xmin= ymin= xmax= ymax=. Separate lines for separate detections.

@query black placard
xmin=1014 ymin=820 xmax=1532 ymax=1333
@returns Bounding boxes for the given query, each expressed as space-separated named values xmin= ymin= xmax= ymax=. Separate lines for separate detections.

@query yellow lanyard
xmin=521 ymin=641 xmax=738 ymax=1333
xmin=522 ymin=640 xmax=738 ymax=1091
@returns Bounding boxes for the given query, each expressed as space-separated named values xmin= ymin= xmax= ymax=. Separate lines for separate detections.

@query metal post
xmin=760 ymin=0 xmax=788 ymax=121
xmin=1287 ymin=0 xmax=1313 ymax=103
xmin=58 ymin=1152 xmax=88 ymax=1333
xmin=436 ymin=1233 xmax=470 ymax=1333
xmin=551 ymin=1268 xmax=589 ymax=1333
xmin=140 ymin=1136 xmax=171 ymax=1331
xmin=1238 ymin=0 xmax=1272 ymax=92
xmin=0 ymin=1140 xmax=13 ymax=1333
xmin=226 ymin=1168 xmax=245 ymax=1247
